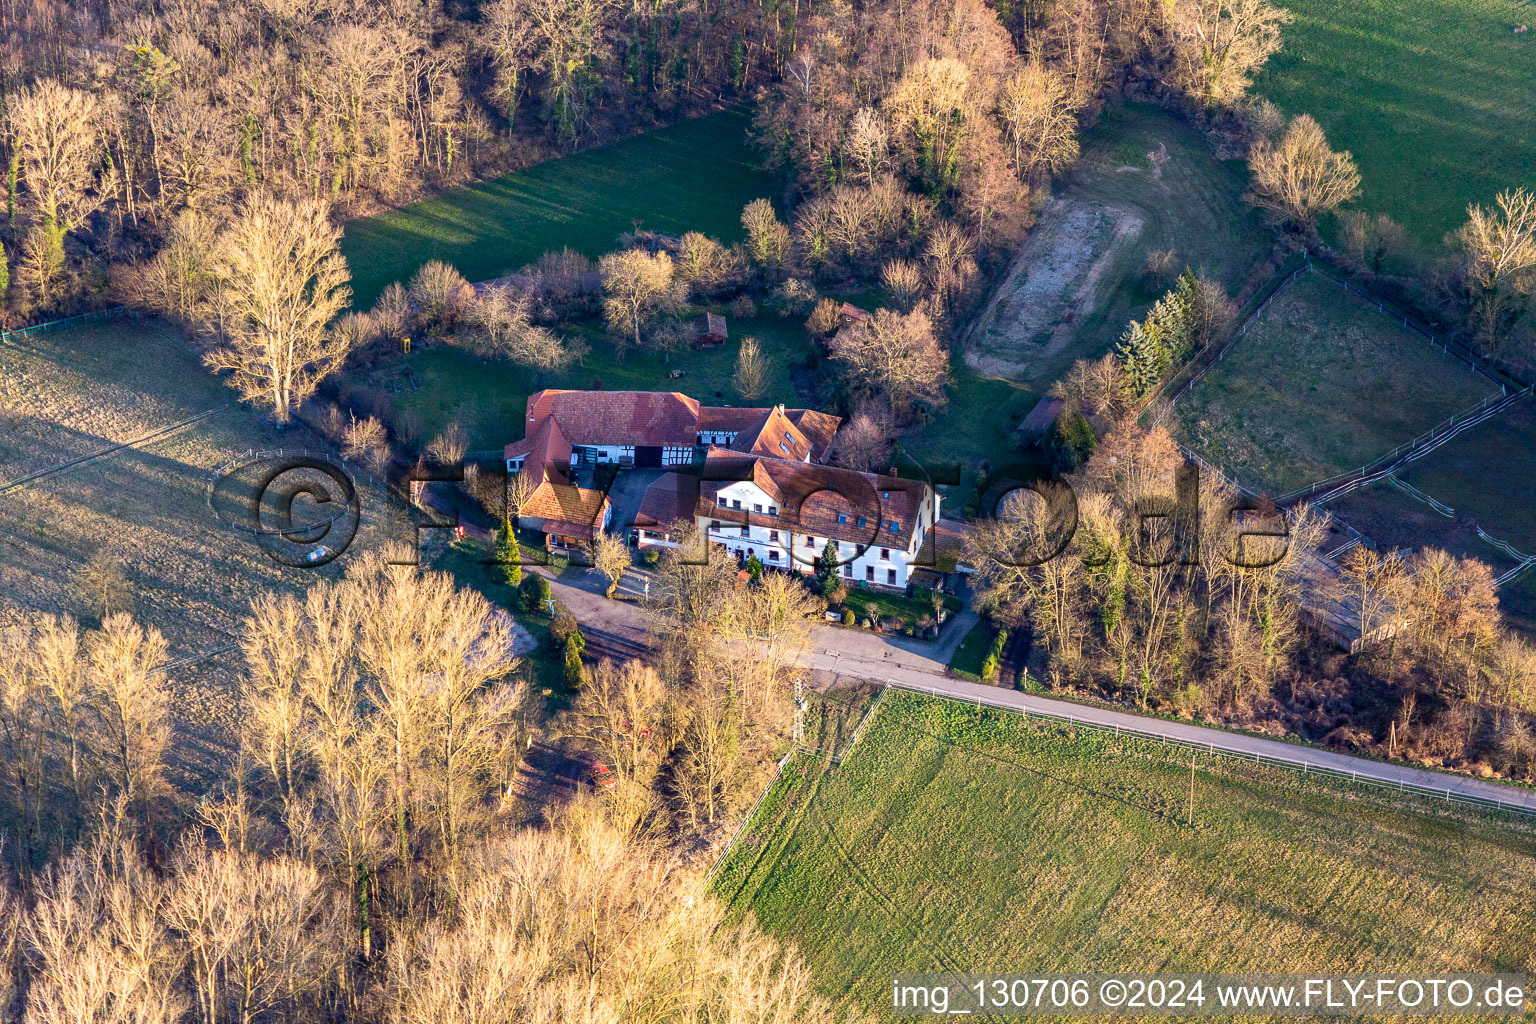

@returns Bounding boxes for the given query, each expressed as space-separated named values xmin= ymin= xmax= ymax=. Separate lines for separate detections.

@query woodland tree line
xmin=1 ymin=0 xmax=1535 ymax=1016
xmin=0 ymin=549 xmax=847 ymax=1023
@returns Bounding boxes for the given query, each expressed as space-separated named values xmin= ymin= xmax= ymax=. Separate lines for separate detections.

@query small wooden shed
xmin=1018 ymin=396 xmax=1066 ymax=440
xmin=838 ymin=302 xmax=873 ymax=329
xmin=693 ymin=313 xmax=728 ymax=348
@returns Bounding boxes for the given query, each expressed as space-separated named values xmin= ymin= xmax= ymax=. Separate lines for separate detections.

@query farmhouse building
xmin=500 ymin=389 xmax=936 ymax=588
xmin=504 ymin=390 xmax=840 ymax=473
xmin=634 ymin=450 xmax=941 ymax=590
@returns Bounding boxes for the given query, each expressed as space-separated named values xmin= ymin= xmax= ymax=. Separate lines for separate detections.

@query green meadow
xmin=1257 ymin=0 xmax=1536 ymax=247
xmin=340 ymin=108 xmax=777 ymax=308
xmin=716 ymin=691 xmax=1536 ymax=1020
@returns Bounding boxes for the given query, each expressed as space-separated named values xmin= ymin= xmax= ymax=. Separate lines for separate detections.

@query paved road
xmin=531 ymin=564 xmax=1536 ymax=817
xmin=800 ymin=646 xmax=1536 ymax=815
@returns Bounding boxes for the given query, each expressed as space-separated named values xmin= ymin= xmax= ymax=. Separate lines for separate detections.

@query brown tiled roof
xmin=1019 ymin=396 xmax=1065 ymax=436
xmin=697 ymin=406 xmax=768 ymax=433
xmin=516 ymin=416 xmax=572 ymax=487
xmin=838 ymin=302 xmax=872 ymax=324
xmin=696 ymin=404 xmax=839 ymax=463
xmin=634 ymin=473 xmax=700 ymax=530
xmin=785 ymin=409 xmax=841 ymax=460
xmin=697 ymin=451 xmax=927 ymax=549
xmin=525 ymin=389 xmax=701 ymax=448
xmin=522 ymin=481 xmax=609 ymax=540
xmin=732 ymin=406 xmax=812 ymax=461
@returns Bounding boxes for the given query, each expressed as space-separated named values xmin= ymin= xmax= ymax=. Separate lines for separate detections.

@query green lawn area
xmin=354 ymin=312 xmax=816 ymax=450
xmin=1167 ymin=270 xmax=1500 ymax=494
xmin=1325 ymin=397 xmax=1536 ymax=638
xmin=947 ymin=619 xmax=997 ymax=681
xmin=1256 ymin=0 xmax=1536 ymax=248
xmin=715 ymin=691 xmax=1536 ymax=1018
xmin=340 ymin=108 xmax=777 ymax=308
xmin=836 ymin=585 xmax=961 ymax=628
xmin=1396 ymin=397 xmax=1536 ymax=555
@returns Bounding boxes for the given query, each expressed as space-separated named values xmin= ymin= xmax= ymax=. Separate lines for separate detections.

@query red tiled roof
xmin=785 ymin=409 xmax=841 ymax=460
xmin=634 ymin=473 xmax=699 ymax=530
xmin=697 ymin=451 xmax=927 ymax=548
xmin=732 ymin=406 xmax=812 ymax=461
xmin=1019 ymin=396 xmax=1066 ymax=436
xmin=515 ymin=416 xmax=572 ymax=487
xmin=696 ymin=406 xmax=768 ymax=433
xmin=696 ymin=404 xmax=839 ymax=463
xmin=525 ymin=389 xmax=701 ymax=448
xmin=522 ymin=481 xmax=609 ymax=540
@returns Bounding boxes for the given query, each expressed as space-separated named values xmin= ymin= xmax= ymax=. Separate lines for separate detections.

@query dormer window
xmin=888 ymin=519 xmax=901 ymax=531
xmin=718 ymin=496 xmax=727 ymax=507
xmin=836 ymin=513 xmax=847 ymax=525
xmin=856 ymin=516 xmax=867 ymax=528
xmin=779 ymin=440 xmax=790 ymax=453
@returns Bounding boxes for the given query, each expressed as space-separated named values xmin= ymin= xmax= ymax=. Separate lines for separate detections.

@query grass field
xmin=1326 ymin=397 xmax=1536 ymax=635
xmin=1168 ymin=271 xmax=1500 ymax=494
xmin=1257 ymin=0 xmax=1536 ymax=248
xmin=340 ymin=108 xmax=777 ymax=308
xmin=0 ymin=316 xmax=409 ymax=783
xmin=356 ymin=312 xmax=817 ymax=450
xmin=965 ymin=103 xmax=1274 ymax=392
xmin=716 ymin=691 xmax=1536 ymax=1018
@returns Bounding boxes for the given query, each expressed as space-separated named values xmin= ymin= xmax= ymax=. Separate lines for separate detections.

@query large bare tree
xmin=828 ymin=305 xmax=950 ymax=416
xmin=10 ymin=79 xmax=104 ymax=239
xmin=1164 ymin=0 xmax=1291 ymax=108
xmin=202 ymin=196 xmax=354 ymax=425
xmin=599 ymin=248 xmax=684 ymax=353
xmin=1453 ymin=188 xmax=1536 ymax=348
xmin=1246 ymin=115 xmax=1361 ymax=228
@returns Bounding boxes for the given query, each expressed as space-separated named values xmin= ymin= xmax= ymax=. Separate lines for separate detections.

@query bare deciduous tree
xmin=87 ymin=615 xmax=171 ymax=829
xmin=829 ymin=306 xmax=950 ymax=416
xmin=830 ymin=404 xmax=894 ymax=472
xmin=201 ymin=196 xmax=355 ymax=426
xmin=599 ymin=248 xmax=684 ymax=352
xmin=1164 ymin=0 xmax=1291 ymax=108
xmin=741 ymin=198 xmax=791 ymax=274
xmin=342 ymin=415 xmax=392 ymax=475
xmin=997 ymin=63 xmax=1080 ymax=178
xmin=10 ymin=80 xmax=104 ymax=239
xmin=733 ymin=336 xmax=768 ymax=401
xmin=589 ymin=532 xmax=632 ymax=599
xmin=469 ymin=287 xmax=581 ymax=372
xmin=880 ymin=259 xmax=924 ymax=312
xmin=1246 ymin=115 xmax=1361 ymax=228
xmin=1453 ymin=188 xmax=1536 ymax=347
